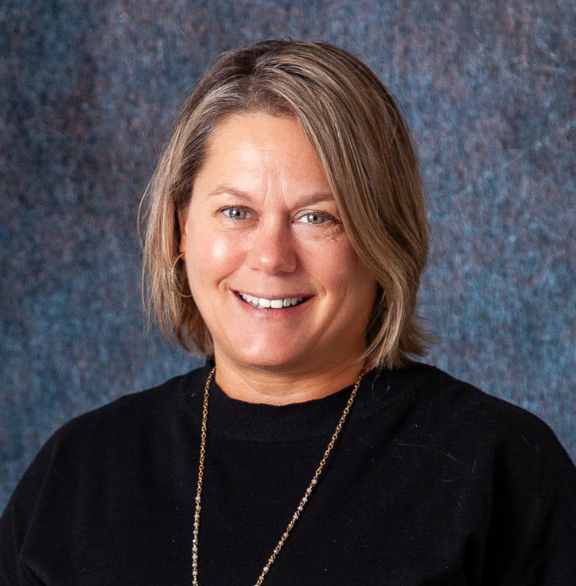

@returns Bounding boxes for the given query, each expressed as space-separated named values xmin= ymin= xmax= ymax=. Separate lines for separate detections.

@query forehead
xmin=204 ymin=111 xmax=311 ymax=157
xmin=195 ymin=112 xmax=332 ymax=195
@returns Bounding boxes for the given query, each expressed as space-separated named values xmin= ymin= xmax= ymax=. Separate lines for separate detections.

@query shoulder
xmin=0 ymin=366 xmax=209 ymax=580
xmin=371 ymin=363 xmax=576 ymax=582
xmin=431 ymin=365 xmax=565 ymax=448
xmin=9 ymin=365 xmax=209 ymax=500
xmin=1 ymin=365 xmax=210 ymax=516
xmin=388 ymin=361 xmax=563 ymax=438
xmin=51 ymin=365 xmax=207 ymax=445
xmin=373 ymin=362 xmax=576 ymax=481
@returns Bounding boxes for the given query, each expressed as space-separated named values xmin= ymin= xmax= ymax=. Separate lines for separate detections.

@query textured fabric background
xmin=1 ymin=0 xmax=574 ymax=512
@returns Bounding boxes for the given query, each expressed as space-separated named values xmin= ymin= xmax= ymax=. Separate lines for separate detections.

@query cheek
xmin=308 ymin=239 xmax=366 ymax=284
xmin=205 ymin=235 xmax=231 ymax=265
xmin=187 ymin=227 xmax=241 ymax=282
xmin=326 ymin=244 xmax=377 ymax=308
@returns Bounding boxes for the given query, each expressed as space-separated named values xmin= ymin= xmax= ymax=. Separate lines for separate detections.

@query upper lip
xmin=234 ymin=290 xmax=311 ymax=299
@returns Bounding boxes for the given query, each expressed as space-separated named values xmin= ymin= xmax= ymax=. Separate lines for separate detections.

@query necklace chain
xmin=192 ymin=366 xmax=365 ymax=586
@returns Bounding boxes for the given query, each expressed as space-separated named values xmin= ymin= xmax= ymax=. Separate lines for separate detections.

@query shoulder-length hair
xmin=142 ymin=39 xmax=429 ymax=369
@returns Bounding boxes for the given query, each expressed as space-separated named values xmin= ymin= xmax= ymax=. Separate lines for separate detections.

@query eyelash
xmin=219 ymin=207 xmax=339 ymax=225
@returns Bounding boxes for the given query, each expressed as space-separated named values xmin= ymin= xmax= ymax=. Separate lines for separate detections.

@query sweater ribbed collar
xmin=183 ymin=361 xmax=433 ymax=443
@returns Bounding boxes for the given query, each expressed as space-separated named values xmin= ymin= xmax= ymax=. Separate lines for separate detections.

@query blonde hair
xmin=142 ymin=40 xmax=429 ymax=369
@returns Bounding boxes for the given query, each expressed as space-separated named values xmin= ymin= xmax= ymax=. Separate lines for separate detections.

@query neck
xmin=213 ymin=354 xmax=366 ymax=405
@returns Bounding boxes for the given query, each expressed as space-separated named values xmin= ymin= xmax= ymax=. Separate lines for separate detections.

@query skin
xmin=180 ymin=112 xmax=377 ymax=404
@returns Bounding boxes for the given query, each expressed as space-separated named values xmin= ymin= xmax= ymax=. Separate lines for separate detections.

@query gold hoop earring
xmin=168 ymin=252 xmax=193 ymax=299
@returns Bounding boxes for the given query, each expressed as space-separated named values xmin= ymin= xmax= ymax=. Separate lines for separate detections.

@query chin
xmin=222 ymin=340 xmax=311 ymax=373
xmin=238 ymin=351 xmax=304 ymax=372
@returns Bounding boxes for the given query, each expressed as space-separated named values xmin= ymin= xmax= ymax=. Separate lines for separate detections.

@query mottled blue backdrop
xmin=1 ymin=0 xmax=575 ymax=512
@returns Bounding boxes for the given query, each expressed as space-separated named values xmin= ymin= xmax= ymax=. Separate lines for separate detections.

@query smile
xmin=236 ymin=291 xmax=307 ymax=309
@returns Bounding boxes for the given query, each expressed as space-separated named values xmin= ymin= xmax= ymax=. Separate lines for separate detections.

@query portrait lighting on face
xmin=179 ymin=112 xmax=376 ymax=401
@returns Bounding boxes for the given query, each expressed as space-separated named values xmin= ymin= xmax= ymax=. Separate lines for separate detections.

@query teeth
xmin=239 ymin=292 xmax=305 ymax=309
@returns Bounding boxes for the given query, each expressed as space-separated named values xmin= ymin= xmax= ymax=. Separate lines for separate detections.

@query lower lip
xmin=233 ymin=291 xmax=312 ymax=318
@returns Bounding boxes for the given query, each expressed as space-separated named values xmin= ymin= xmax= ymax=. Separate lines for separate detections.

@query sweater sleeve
xmin=481 ymin=412 xmax=576 ymax=585
xmin=0 ymin=504 xmax=43 ymax=585
xmin=0 ymin=436 xmax=57 ymax=586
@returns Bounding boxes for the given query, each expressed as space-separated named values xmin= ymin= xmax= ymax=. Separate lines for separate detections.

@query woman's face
xmin=180 ymin=112 xmax=377 ymax=376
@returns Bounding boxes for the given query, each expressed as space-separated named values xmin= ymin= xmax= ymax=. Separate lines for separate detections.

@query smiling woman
xmin=179 ymin=112 xmax=376 ymax=403
xmin=1 ymin=40 xmax=575 ymax=586
xmin=144 ymin=41 xmax=428 ymax=379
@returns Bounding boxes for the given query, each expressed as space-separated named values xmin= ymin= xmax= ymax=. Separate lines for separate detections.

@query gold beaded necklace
xmin=192 ymin=366 xmax=365 ymax=586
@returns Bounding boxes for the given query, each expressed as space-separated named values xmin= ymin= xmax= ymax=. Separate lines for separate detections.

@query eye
xmin=222 ymin=207 xmax=251 ymax=220
xmin=304 ymin=213 xmax=326 ymax=224
xmin=296 ymin=211 xmax=336 ymax=225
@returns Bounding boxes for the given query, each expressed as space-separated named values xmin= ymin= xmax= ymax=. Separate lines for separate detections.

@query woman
xmin=1 ymin=40 xmax=575 ymax=585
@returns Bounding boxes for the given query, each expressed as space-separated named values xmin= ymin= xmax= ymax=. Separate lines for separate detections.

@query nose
xmin=246 ymin=218 xmax=298 ymax=275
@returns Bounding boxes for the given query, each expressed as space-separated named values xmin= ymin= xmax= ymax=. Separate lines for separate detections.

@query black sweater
xmin=1 ymin=362 xmax=575 ymax=585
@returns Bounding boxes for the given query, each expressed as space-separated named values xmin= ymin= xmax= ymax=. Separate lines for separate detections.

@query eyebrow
xmin=207 ymin=185 xmax=335 ymax=207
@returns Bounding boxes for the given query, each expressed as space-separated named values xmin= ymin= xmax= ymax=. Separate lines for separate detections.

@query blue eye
xmin=223 ymin=207 xmax=249 ymax=220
